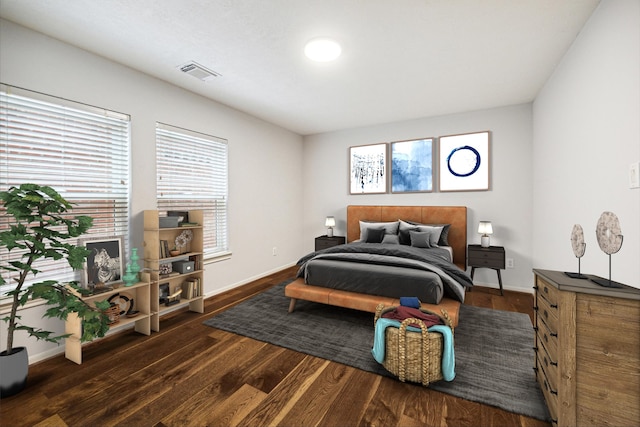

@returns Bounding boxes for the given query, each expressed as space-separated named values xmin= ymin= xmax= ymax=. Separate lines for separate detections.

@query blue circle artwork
xmin=447 ymin=145 xmax=481 ymax=177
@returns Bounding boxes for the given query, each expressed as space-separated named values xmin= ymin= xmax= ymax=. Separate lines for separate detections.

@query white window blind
xmin=156 ymin=123 xmax=228 ymax=258
xmin=0 ymin=84 xmax=130 ymax=296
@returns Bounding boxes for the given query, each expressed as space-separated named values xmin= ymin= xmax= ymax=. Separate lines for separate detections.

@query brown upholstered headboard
xmin=347 ymin=205 xmax=467 ymax=270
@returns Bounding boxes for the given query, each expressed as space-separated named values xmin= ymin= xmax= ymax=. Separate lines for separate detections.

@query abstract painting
xmin=349 ymin=143 xmax=387 ymax=194
xmin=439 ymin=131 xmax=490 ymax=191
xmin=391 ymin=138 xmax=434 ymax=193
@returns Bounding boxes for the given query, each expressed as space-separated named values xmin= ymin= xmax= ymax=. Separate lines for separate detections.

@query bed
xmin=285 ymin=205 xmax=472 ymax=326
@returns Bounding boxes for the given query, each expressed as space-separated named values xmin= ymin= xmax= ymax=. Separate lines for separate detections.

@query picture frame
xmin=390 ymin=138 xmax=434 ymax=193
xmin=79 ymin=236 xmax=124 ymax=287
xmin=349 ymin=143 xmax=388 ymax=194
xmin=438 ymin=131 xmax=490 ymax=192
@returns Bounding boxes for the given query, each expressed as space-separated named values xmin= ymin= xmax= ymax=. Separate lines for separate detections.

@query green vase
xmin=122 ymin=263 xmax=137 ymax=286
xmin=130 ymin=248 xmax=141 ymax=274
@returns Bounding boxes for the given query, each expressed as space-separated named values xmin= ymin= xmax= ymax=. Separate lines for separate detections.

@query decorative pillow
xmin=398 ymin=225 xmax=420 ymax=245
xmin=404 ymin=220 xmax=450 ymax=246
xmin=409 ymin=230 xmax=432 ymax=248
xmin=382 ymin=234 xmax=400 ymax=244
xmin=359 ymin=220 xmax=399 ymax=241
xmin=365 ymin=227 xmax=386 ymax=243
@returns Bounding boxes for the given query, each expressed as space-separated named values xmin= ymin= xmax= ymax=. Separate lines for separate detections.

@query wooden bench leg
xmin=288 ymin=298 xmax=297 ymax=313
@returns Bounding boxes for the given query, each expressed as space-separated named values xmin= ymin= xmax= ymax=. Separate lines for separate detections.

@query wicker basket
xmin=374 ymin=303 xmax=453 ymax=386
xmin=104 ymin=303 xmax=120 ymax=325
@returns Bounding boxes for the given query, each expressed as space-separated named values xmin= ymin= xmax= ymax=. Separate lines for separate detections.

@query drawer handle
xmin=550 ymin=303 xmax=558 ymax=309
xmin=543 ymin=355 xmax=557 ymax=368
xmin=544 ymin=379 xmax=558 ymax=395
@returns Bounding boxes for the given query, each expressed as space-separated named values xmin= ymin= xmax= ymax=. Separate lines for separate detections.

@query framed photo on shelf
xmin=439 ymin=131 xmax=490 ymax=192
xmin=79 ymin=236 xmax=124 ymax=287
xmin=349 ymin=143 xmax=388 ymax=194
xmin=390 ymin=137 xmax=434 ymax=193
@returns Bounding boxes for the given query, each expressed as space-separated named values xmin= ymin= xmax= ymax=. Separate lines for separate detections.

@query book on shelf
xmin=162 ymin=240 xmax=170 ymax=258
xmin=179 ymin=222 xmax=199 ymax=227
xmin=180 ymin=277 xmax=202 ymax=299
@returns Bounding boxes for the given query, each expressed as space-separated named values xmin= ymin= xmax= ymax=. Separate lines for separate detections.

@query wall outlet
xmin=506 ymin=258 xmax=514 ymax=269
xmin=272 ymin=247 xmax=277 ymax=256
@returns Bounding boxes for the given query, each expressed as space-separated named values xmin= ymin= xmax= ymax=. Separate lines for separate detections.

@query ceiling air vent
xmin=179 ymin=61 xmax=221 ymax=81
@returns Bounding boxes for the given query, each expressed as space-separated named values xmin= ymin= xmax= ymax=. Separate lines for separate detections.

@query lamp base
xmin=327 ymin=228 xmax=333 ymax=237
xmin=481 ymin=236 xmax=490 ymax=248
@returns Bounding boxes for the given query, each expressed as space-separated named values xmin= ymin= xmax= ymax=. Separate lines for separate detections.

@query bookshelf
xmin=143 ymin=210 xmax=205 ymax=332
xmin=65 ymin=272 xmax=152 ymax=364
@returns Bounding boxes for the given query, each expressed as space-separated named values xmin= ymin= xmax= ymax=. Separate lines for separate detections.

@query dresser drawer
xmin=537 ymin=316 xmax=558 ymax=357
xmin=537 ymin=277 xmax=558 ymax=307
xmin=536 ymin=337 xmax=558 ymax=392
xmin=536 ymin=363 xmax=558 ymax=424
xmin=537 ymin=293 xmax=558 ymax=334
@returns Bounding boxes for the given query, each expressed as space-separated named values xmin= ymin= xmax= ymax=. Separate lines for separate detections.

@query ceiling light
xmin=304 ymin=38 xmax=342 ymax=62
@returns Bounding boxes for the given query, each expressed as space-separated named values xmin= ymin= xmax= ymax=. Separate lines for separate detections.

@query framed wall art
xmin=349 ymin=143 xmax=387 ymax=194
xmin=79 ymin=236 xmax=124 ymax=287
xmin=439 ymin=131 xmax=490 ymax=192
xmin=390 ymin=138 xmax=434 ymax=193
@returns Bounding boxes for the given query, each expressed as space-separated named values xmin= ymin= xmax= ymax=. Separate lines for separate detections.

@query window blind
xmin=0 ymin=85 xmax=130 ymax=297
xmin=156 ymin=123 xmax=228 ymax=258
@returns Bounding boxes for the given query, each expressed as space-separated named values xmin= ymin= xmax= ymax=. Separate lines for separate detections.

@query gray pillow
xmin=359 ymin=220 xmax=399 ymax=241
xmin=365 ymin=227 xmax=386 ymax=243
xmin=409 ymin=230 xmax=433 ymax=248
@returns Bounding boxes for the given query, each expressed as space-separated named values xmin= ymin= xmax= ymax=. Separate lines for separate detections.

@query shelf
xmin=65 ymin=273 xmax=152 ymax=364
xmin=158 ymin=269 xmax=204 ymax=284
xmin=144 ymin=210 xmax=205 ymax=334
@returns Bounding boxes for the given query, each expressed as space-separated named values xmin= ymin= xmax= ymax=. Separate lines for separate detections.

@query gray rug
xmin=203 ymin=282 xmax=550 ymax=421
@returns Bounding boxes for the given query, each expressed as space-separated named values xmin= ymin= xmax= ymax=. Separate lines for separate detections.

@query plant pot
xmin=0 ymin=346 xmax=29 ymax=398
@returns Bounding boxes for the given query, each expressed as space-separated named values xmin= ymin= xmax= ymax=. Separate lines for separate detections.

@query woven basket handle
xmin=398 ymin=318 xmax=431 ymax=386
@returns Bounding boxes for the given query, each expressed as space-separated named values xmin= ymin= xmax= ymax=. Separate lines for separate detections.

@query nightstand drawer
xmin=315 ymin=236 xmax=345 ymax=251
xmin=468 ymin=255 xmax=504 ymax=269
xmin=467 ymin=245 xmax=505 ymax=269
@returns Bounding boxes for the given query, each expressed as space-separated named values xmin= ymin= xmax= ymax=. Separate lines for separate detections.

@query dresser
xmin=533 ymin=269 xmax=640 ymax=426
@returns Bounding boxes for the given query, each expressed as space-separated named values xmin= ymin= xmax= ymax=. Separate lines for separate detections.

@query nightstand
xmin=467 ymin=244 xmax=505 ymax=295
xmin=315 ymin=235 xmax=345 ymax=251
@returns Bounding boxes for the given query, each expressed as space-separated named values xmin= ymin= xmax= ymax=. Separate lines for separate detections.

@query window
xmin=156 ymin=123 xmax=228 ymax=258
xmin=0 ymin=84 xmax=130 ymax=297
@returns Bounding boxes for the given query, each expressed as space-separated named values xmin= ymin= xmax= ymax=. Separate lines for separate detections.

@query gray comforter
xmin=296 ymin=242 xmax=473 ymax=303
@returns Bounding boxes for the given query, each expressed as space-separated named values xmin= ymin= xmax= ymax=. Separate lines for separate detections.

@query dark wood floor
xmin=0 ymin=266 xmax=549 ymax=427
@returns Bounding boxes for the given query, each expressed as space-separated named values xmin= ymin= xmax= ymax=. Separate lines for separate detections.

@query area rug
xmin=203 ymin=281 xmax=550 ymax=421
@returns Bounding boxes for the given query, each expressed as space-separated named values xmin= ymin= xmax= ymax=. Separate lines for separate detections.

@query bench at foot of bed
xmin=284 ymin=278 xmax=460 ymax=327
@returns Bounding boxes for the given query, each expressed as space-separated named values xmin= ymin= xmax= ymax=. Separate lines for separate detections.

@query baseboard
xmin=203 ymin=262 xmax=296 ymax=299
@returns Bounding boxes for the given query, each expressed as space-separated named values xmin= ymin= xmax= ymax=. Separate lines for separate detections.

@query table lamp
xmin=325 ymin=216 xmax=336 ymax=237
xmin=478 ymin=221 xmax=493 ymax=248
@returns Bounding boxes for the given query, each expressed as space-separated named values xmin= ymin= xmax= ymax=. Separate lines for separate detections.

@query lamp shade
xmin=325 ymin=216 xmax=336 ymax=227
xmin=478 ymin=221 xmax=493 ymax=235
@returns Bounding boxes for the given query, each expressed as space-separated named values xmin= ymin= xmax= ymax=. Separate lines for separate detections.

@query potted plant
xmin=0 ymin=184 xmax=111 ymax=397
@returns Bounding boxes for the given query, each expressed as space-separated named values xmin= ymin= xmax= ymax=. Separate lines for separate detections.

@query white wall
xmin=303 ymin=104 xmax=534 ymax=292
xmin=0 ymin=19 xmax=304 ymax=361
xmin=532 ymin=0 xmax=640 ymax=288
